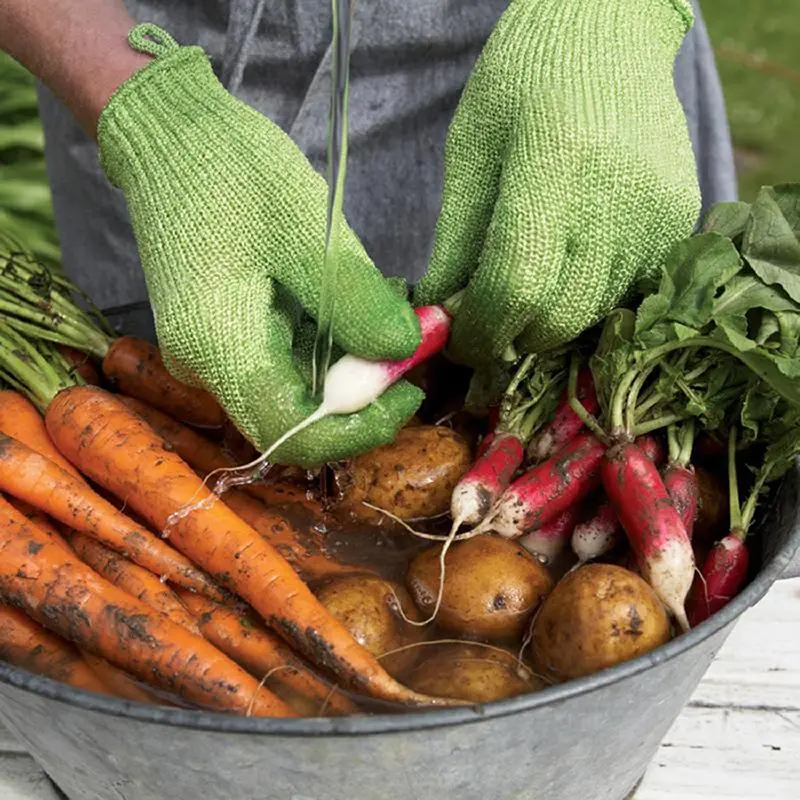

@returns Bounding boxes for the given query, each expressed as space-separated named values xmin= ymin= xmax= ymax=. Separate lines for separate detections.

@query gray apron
xmin=36 ymin=0 xmax=737 ymax=341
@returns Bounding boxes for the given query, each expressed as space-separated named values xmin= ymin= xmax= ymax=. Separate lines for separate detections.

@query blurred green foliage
xmin=703 ymin=0 xmax=800 ymax=200
xmin=0 ymin=53 xmax=60 ymax=266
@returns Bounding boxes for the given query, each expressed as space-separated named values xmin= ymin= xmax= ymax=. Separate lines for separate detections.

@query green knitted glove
xmin=98 ymin=24 xmax=422 ymax=466
xmin=415 ymin=0 xmax=701 ymax=366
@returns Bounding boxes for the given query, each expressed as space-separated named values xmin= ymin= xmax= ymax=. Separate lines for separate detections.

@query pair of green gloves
xmin=99 ymin=0 xmax=700 ymax=466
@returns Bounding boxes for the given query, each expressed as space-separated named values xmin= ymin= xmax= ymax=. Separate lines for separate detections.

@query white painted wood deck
xmin=0 ymin=578 xmax=797 ymax=799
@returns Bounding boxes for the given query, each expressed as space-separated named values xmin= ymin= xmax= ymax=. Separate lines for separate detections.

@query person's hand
xmin=98 ymin=24 xmax=423 ymax=465
xmin=415 ymin=0 xmax=702 ymax=366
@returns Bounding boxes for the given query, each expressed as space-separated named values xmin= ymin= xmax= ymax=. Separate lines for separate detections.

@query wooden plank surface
xmin=0 ymin=579 xmax=797 ymax=799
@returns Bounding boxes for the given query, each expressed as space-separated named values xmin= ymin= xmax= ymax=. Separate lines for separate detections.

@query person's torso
xmin=37 ymin=0 xmax=736 ymax=338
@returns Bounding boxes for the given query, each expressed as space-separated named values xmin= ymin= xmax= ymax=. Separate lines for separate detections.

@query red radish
xmin=687 ymin=533 xmax=749 ymax=626
xmin=475 ymin=432 xmax=606 ymax=539
xmin=235 ymin=306 xmax=452 ymax=471
xmin=476 ymin=432 xmax=496 ymax=460
xmin=570 ymin=440 xmax=663 ymax=563
xmin=526 ymin=368 xmax=598 ymax=463
xmin=663 ymin=464 xmax=699 ymax=539
xmin=321 ymin=306 xmax=452 ymax=416
xmin=602 ymin=442 xmax=694 ymax=631
xmin=635 ymin=434 xmax=666 ymax=467
xmin=519 ymin=505 xmax=582 ymax=564
xmin=450 ymin=432 xmax=525 ymax=528
xmin=571 ymin=501 xmax=621 ymax=563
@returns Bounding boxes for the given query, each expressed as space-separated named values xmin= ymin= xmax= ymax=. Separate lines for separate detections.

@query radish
xmin=527 ymin=368 xmax=598 ymax=463
xmin=635 ymin=434 xmax=666 ymax=468
xmin=571 ymin=501 xmax=621 ymax=563
xmin=662 ymin=421 xmax=699 ymax=539
xmin=474 ymin=432 xmax=606 ymax=539
xmin=602 ymin=441 xmax=694 ymax=632
xmin=519 ymin=505 xmax=582 ymax=564
xmin=450 ymin=432 xmax=525 ymax=528
xmin=686 ymin=533 xmax=749 ymax=626
xmin=663 ymin=464 xmax=699 ymax=539
xmin=320 ymin=305 xmax=452 ymax=415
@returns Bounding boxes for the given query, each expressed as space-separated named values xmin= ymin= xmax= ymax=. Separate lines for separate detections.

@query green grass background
xmin=703 ymin=0 xmax=800 ymax=200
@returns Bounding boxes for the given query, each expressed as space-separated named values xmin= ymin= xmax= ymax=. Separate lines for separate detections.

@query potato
xmin=335 ymin=425 xmax=472 ymax=522
xmin=315 ymin=575 xmax=425 ymax=678
xmin=406 ymin=643 xmax=543 ymax=703
xmin=532 ymin=563 xmax=671 ymax=683
xmin=407 ymin=535 xmax=554 ymax=642
xmin=694 ymin=466 xmax=727 ymax=542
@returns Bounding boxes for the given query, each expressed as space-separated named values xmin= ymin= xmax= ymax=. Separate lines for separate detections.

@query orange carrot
xmin=5 ymin=497 xmax=67 ymax=542
xmin=103 ymin=337 xmax=224 ymax=429
xmin=80 ymin=651 xmax=167 ymax=705
xmin=47 ymin=386 xmax=456 ymax=707
xmin=118 ymin=397 xmax=310 ymax=506
xmin=222 ymin=489 xmax=362 ymax=583
xmin=56 ymin=346 xmax=101 ymax=386
xmin=69 ymin=532 xmax=201 ymax=634
xmin=0 ymin=603 xmax=112 ymax=695
xmin=0 ymin=435 xmax=227 ymax=603
xmin=0 ymin=390 xmax=82 ymax=479
xmin=175 ymin=589 xmax=357 ymax=716
xmin=0 ymin=497 xmax=295 ymax=717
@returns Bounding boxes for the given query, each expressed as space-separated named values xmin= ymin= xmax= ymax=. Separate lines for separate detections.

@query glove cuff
xmin=97 ymin=24 xmax=234 ymax=189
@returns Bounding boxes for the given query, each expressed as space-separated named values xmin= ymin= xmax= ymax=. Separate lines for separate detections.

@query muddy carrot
xmin=0 ymin=390 xmax=82 ymax=479
xmin=0 ymin=603 xmax=112 ymax=695
xmin=0 ymin=435 xmax=226 ymax=602
xmin=0 ymin=497 xmax=294 ymax=717
xmin=47 ymin=386 xmax=459 ymax=707
xmin=69 ymin=532 xmax=201 ymax=634
xmin=222 ymin=489 xmax=361 ymax=583
xmin=175 ymin=589 xmax=357 ymax=716
xmin=56 ymin=346 xmax=101 ymax=386
xmin=118 ymin=397 xmax=308 ymax=506
xmin=80 ymin=652 xmax=166 ymax=705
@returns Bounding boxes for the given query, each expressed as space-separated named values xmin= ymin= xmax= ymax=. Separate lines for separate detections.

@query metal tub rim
xmin=1 ymin=477 xmax=798 ymax=740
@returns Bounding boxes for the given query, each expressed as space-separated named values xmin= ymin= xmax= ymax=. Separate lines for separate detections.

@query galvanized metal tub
xmin=0 ymin=467 xmax=798 ymax=800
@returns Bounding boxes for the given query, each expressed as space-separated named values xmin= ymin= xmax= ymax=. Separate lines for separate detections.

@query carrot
xmin=0 ymin=390 xmax=82 ymax=479
xmin=118 ymin=396 xmax=309 ymax=507
xmin=46 ymin=385 xmax=457 ymax=707
xmin=519 ymin=505 xmax=582 ymax=564
xmin=0 ymin=435 xmax=226 ymax=603
xmin=686 ymin=533 xmax=749 ymax=626
xmin=526 ymin=368 xmax=598 ymax=463
xmin=56 ymin=345 xmax=101 ymax=385
xmin=175 ymin=589 xmax=357 ymax=716
xmin=475 ymin=432 xmax=606 ymax=539
xmin=5 ymin=497 xmax=67 ymax=542
xmin=601 ymin=441 xmax=694 ymax=631
xmin=68 ymin=532 xmax=201 ymax=634
xmin=80 ymin=651 xmax=166 ymax=705
xmin=0 ymin=497 xmax=295 ymax=717
xmin=222 ymin=489 xmax=360 ymax=583
xmin=0 ymin=603 xmax=112 ymax=695
xmin=450 ymin=431 xmax=525 ymax=529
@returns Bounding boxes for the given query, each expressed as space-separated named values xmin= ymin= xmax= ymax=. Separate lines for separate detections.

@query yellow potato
xmin=406 ymin=643 xmax=543 ymax=703
xmin=532 ymin=563 xmax=671 ymax=683
xmin=335 ymin=425 xmax=472 ymax=522
xmin=406 ymin=535 xmax=554 ymax=642
xmin=315 ymin=575 xmax=425 ymax=678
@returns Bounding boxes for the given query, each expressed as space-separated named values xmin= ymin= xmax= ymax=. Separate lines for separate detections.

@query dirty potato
xmin=315 ymin=575 xmax=425 ymax=678
xmin=335 ymin=425 xmax=472 ymax=522
xmin=407 ymin=643 xmax=543 ymax=703
xmin=532 ymin=563 xmax=671 ymax=683
xmin=406 ymin=536 xmax=554 ymax=642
